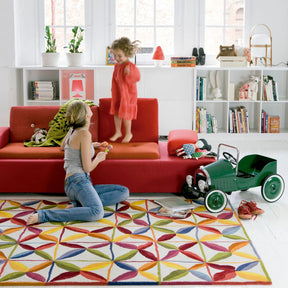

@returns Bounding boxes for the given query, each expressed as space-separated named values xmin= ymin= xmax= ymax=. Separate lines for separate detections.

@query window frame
xmin=199 ymin=0 xmax=246 ymax=60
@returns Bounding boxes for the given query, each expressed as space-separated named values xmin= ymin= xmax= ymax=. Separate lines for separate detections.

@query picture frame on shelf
xmin=106 ymin=47 xmax=116 ymax=65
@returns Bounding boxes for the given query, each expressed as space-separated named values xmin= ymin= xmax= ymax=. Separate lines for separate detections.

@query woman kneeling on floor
xmin=27 ymin=100 xmax=129 ymax=225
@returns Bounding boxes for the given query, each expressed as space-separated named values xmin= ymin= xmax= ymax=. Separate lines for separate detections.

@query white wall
xmin=0 ymin=0 xmax=288 ymax=126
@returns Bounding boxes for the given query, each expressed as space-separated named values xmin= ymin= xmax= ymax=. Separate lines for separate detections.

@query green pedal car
xmin=182 ymin=143 xmax=285 ymax=213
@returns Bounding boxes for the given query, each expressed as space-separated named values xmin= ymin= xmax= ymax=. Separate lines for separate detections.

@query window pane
xmin=66 ymin=0 xmax=85 ymax=26
xmin=156 ymin=27 xmax=174 ymax=54
xmin=116 ymin=0 xmax=134 ymax=25
xmin=205 ymin=27 xmax=223 ymax=55
xmin=156 ymin=0 xmax=174 ymax=25
xmin=205 ymin=0 xmax=224 ymax=26
xmin=136 ymin=0 xmax=154 ymax=26
xmin=225 ymin=0 xmax=244 ymax=26
xmin=45 ymin=0 xmax=64 ymax=26
xmin=225 ymin=27 xmax=243 ymax=46
xmin=136 ymin=27 xmax=154 ymax=48
xmin=116 ymin=27 xmax=135 ymax=41
xmin=53 ymin=27 xmax=65 ymax=52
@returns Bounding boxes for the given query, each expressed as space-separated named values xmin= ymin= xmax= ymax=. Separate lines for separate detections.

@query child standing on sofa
xmin=109 ymin=37 xmax=141 ymax=143
xmin=27 ymin=100 xmax=129 ymax=225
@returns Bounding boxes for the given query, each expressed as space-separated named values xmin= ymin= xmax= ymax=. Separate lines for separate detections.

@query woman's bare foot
xmin=110 ymin=132 xmax=122 ymax=142
xmin=27 ymin=213 xmax=39 ymax=225
xmin=122 ymin=133 xmax=133 ymax=143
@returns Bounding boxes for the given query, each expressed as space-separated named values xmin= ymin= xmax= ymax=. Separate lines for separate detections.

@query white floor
xmin=1 ymin=134 xmax=287 ymax=288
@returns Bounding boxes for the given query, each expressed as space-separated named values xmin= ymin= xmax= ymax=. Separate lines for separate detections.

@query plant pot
xmin=42 ymin=52 xmax=60 ymax=67
xmin=66 ymin=53 xmax=84 ymax=66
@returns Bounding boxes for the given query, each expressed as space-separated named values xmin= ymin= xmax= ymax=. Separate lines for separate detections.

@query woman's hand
xmin=95 ymin=151 xmax=107 ymax=163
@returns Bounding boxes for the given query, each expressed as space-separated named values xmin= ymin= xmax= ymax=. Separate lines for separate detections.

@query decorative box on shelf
xmin=219 ymin=56 xmax=247 ymax=67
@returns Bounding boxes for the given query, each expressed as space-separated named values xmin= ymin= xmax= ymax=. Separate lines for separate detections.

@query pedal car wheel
xmin=204 ymin=190 xmax=227 ymax=213
xmin=261 ymin=174 xmax=285 ymax=202
xmin=182 ymin=182 xmax=200 ymax=199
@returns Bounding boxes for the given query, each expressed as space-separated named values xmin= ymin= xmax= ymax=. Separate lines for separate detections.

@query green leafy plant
xmin=45 ymin=26 xmax=57 ymax=53
xmin=67 ymin=26 xmax=84 ymax=53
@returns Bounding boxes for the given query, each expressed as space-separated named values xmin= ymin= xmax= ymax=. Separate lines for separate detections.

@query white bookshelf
xmin=194 ymin=66 xmax=288 ymax=134
xmin=21 ymin=65 xmax=288 ymax=136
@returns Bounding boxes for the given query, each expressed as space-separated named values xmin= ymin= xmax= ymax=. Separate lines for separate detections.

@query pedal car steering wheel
xmin=223 ymin=152 xmax=237 ymax=165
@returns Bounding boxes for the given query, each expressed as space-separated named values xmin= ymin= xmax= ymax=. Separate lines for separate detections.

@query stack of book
xmin=196 ymin=76 xmax=207 ymax=100
xmin=155 ymin=197 xmax=194 ymax=218
xmin=30 ymin=81 xmax=58 ymax=100
xmin=171 ymin=57 xmax=196 ymax=67
xmin=229 ymin=106 xmax=249 ymax=133
xmin=196 ymin=107 xmax=218 ymax=133
xmin=262 ymin=75 xmax=279 ymax=101
xmin=261 ymin=110 xmax=280 ymax=133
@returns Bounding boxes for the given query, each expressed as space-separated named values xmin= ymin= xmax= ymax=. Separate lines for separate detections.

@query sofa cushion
xmin=98 ymin=98 xmax=159 ymax=143
xmin=105 ymin=142 xmax=160 ymax=159
xmin=0 ymin=143 xmax=64 ymax=159
xmin=167 ymin=129 xmax=198 ymax=155
xmin=9 ymin=105 xmax=99 ymax=143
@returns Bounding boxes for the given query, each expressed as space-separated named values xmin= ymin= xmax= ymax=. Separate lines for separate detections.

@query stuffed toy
xmin=31 ymin=128 xmax=48 ymax=144
xmin=175 ymin=138 xmax=215 ymax=159
xmin=216 ymin=44 xmax=237 ymax=59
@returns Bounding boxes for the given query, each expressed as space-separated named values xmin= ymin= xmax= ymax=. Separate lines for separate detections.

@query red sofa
xmin=0 ymin=98 xmax=214 ymax=194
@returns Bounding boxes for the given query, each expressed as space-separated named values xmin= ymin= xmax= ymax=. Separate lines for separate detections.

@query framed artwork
xmin=106 ymin=47 xmax=116 ymax=65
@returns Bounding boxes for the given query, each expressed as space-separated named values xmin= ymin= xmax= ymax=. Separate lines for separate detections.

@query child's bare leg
xmin=122 ymin=119 xmax=133 ymax=143
xmin=110 ymin=115 xmax=122 ymax=141
xmin=27 ymin=212 xmax=39 ymax=225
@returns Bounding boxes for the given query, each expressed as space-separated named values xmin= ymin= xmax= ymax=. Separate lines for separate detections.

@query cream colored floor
xmin=1 ymin=134 xmax=287 ymax=288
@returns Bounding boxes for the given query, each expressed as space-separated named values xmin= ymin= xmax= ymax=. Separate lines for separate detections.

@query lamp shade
xmin=152 ymin=46 xmax=165 ymax=60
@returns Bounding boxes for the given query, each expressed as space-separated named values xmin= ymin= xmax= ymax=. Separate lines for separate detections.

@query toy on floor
xmin=182 ymin=143 xmax=285 ymax=213
xmin=176 ymin=138 xmax=214 ymax=159
xmin=31 ymin=128 xmax=48 ymax=144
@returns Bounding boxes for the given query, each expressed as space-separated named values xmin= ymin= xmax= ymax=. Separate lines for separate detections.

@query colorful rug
xmin=0 ymin=197 xmax=271 ymax=286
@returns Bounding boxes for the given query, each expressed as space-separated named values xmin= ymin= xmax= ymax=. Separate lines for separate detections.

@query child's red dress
xmin=110 ymin=61 xmax=141 ymax=120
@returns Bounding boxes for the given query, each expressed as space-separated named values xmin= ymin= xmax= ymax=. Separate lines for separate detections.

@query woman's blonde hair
xmin=66 ymin=100 xmax=87 ymax=129
xmin=110 ymin=37 xmax=141 ymax=58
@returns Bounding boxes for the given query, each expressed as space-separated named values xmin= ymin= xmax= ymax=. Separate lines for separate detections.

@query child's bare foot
xmin=27 ymin=213 xmax=39 ymax=225
xmin=122 ymin=133 xmax=133 ymax=143
xmin=110 ymin=132 xmax=122 ymax=142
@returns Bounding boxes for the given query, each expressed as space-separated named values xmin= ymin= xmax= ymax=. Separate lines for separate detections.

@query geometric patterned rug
xmin=0 ymin=198 xmax=272 ymax=286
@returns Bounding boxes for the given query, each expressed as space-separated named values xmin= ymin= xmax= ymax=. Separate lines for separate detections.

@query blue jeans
xmin=37 ymin=173 xmax=129 ymax=223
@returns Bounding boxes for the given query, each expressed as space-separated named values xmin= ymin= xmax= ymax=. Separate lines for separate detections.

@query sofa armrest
xmin=0 ymin=127 xmax=10 ymax=148
xmin=167 ymin=129 xmax=198 ymax=155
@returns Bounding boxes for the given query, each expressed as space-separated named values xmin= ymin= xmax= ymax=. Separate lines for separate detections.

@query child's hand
xmin=124 ymin=65 xmax=130 ymax=75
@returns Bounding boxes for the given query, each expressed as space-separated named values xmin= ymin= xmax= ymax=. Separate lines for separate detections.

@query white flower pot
xmin=42 ymin=52 xmax=60 ymax=67
xmin=66 ymin=53 xmax=84 ymax=66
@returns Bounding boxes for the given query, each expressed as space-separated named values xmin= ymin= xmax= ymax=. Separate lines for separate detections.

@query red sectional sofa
xmin=0 ymin=98 xmax=214 ymax=194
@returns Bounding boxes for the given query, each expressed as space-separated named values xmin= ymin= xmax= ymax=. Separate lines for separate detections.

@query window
xmin=204 ymin=0 xmax=245 ymax=55
xmin=44 ymin=0 xmax=85 ymax=53
xmin=115 ymin=0 xmax=175 ymax=56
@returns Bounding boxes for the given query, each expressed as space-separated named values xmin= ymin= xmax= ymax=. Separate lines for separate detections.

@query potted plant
xmin=66 ymin=26 xmax=85 ymax=66
xmin=42 ymin=26 xmax=60 ymax=66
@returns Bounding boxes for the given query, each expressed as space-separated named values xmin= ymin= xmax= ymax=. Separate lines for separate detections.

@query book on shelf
xmin=262 ymin=75 xmax=279 ymax=101
xmin=171 ymin=56 xmax=196 ymax=67
xmin=261 ymin=110 xmax=280 ymax=133
xmin=154 ymin=197 xmax=194 ymax=218
xmin=196 ymin=76 xmax=207 ymax=101
xmin=196 ymin=107 xmax=218 ymax=133
xmin=30 ymin=81 xmax=58 ymax=100
xmin=229 ymin=106 xmax=249 ymax=133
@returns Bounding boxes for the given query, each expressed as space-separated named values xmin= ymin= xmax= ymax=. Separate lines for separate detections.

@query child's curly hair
xmin=110 ymin=37 xmax=141 ymax=58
